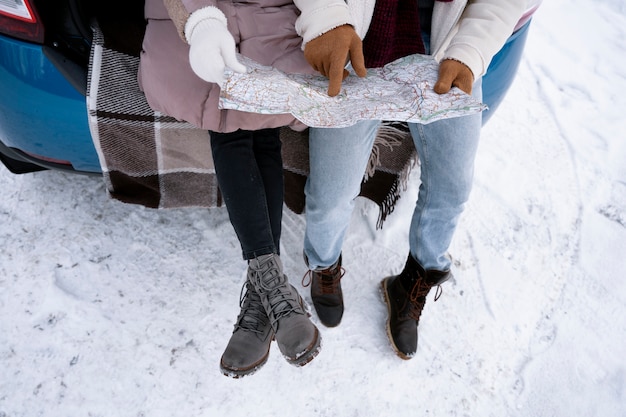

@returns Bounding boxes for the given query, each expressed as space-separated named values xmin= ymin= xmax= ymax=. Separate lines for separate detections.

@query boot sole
xmin=284 ymin=326 xmax=322 ymax=367
xmin=219 ymin=342 xmax=272 ymax=379
xmin=380 ymin=277 xmax=413 ymax=360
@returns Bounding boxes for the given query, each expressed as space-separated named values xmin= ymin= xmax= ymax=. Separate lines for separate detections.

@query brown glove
xmin=304 ymin=25 xmax=367 ymax=97
xmin=434 ymin=59 xmax=474 ymax=95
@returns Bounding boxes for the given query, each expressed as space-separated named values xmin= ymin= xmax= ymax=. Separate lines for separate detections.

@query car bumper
xmin=0 ymin=33 xmax=101 ymax=173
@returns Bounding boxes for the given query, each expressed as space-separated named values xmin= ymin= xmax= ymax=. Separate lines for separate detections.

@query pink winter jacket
xmin=138 ymin=0 xmax=317 ymax=132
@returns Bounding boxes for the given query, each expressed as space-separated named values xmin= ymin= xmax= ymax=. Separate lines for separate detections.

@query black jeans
xmin=209 ymin=128 xmax=283 ymax=260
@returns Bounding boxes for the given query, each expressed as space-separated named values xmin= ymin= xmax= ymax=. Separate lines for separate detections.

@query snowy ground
xmin=1 ymin=0 xmax=625 ymax=416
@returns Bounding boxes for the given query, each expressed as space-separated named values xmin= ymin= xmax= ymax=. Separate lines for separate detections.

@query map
xmin=219 ymin=54 xmax=486 ymax=128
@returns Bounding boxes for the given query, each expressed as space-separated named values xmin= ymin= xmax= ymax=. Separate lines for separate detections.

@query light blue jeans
xmin=304 ymin=81 xmax=482 ymax=272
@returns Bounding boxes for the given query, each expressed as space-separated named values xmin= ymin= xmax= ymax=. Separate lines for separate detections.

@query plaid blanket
xmin=86 ymin=23 xmax=417 ymax=227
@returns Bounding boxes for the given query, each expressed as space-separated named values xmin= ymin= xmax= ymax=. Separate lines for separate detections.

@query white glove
xmin=185 ymin=7 xmax=247 ymax=86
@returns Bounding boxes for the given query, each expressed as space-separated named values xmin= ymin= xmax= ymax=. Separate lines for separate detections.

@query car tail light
xmin=0 ymin=0 xmax=44 ymax=43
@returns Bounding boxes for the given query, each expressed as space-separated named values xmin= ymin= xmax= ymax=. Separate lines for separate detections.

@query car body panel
xmin=482 ymin=19 xmax=531 ymax=124
xmin=0 ymin=33 xmax=99 ymax=172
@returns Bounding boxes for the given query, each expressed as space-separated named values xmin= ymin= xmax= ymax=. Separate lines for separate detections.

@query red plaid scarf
xmin=363 ymin=0 xmax=453 ymax=68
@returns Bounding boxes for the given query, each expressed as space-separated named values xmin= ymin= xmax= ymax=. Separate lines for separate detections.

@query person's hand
xmin=434 ymin=59 xmax=474 ymax=95
xmin=186 ymin=10 xmax=247 ymax=86
xmin=304 ymin=25 xmax=367 ymax=97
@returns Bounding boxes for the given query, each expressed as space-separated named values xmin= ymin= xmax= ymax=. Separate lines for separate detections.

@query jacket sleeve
xmin=163 ymin=0 xmax=218 ymax=42
xmin=292 ymin=0 xmax=354 ymax=46
xmin=442 ymin=0 xmax=527 ymax=78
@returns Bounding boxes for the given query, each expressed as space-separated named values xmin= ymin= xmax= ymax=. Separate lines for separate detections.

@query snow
xmin=1 ymin=0 xmax=625 ymax=415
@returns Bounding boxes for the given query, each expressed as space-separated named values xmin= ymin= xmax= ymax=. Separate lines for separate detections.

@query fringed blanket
xmin=86 ymin=24 xmax=417 ymax=227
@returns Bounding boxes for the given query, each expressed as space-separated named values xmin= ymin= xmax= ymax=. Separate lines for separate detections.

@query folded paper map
xmin=219 ymin=54 xmax=487 ymax=128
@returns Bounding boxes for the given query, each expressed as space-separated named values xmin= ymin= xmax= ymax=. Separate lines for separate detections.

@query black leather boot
xmin=380 ymin=254 xmax=450 ymax=359
xmin=305 ymin=255 xmax=344 ymax=327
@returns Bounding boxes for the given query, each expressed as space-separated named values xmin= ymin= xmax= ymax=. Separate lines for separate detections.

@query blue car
xmin=0 ymin=0 xmax=541 ymax=176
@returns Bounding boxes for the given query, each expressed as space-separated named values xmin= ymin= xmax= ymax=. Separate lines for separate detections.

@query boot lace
xmin=234 ymin=283 xmax=269 ymax=334
xmin=301 ymin=265 xmax=345 ymax=294
xmin=250 ymin=256 xmax=302 ymax=326
xmin=407 ymin=280 xmax=443 ymax=321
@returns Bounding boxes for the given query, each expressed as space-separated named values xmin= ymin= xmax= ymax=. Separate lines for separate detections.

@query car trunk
xmin=34 ymin=0 xmax=146 ymax=96
xmin=0 ymin=0 xmax=147 ymax=174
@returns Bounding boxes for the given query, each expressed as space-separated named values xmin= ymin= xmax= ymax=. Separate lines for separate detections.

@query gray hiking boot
xmin=247 ymin=254 xmax=322 ymax=366
xmin=220 ymin=281 xmax=274 ymax=378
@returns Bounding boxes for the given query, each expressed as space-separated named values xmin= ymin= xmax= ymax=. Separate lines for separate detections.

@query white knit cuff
xmin=184 ymin=6 xmax=228 ymax=44
xmin=442 ymin=43 xmax=484 ymax=79
xmin=346 ymin=0 xmax=375 ymax=39
xmin=295 ymin=3 xmax=353 ymax=46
